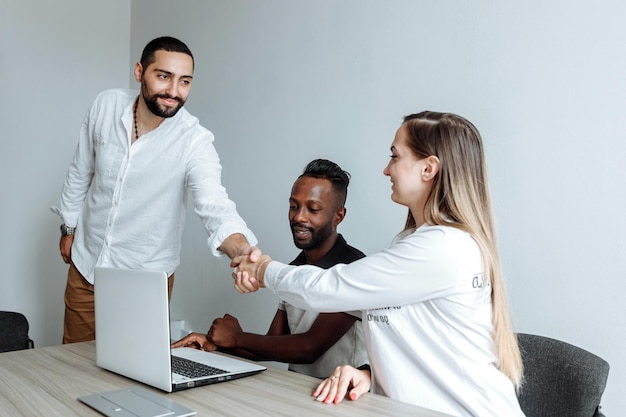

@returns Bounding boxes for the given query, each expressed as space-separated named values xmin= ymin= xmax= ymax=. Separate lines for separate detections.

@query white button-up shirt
xmin=52 ymin=89 xmax=256 ymax=284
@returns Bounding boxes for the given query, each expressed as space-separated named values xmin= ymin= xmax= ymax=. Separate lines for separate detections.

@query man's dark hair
xmin=300 ymin=159 xmax=351 ymax=208
xmin=140 ymin=36 xmax=194 ymax=69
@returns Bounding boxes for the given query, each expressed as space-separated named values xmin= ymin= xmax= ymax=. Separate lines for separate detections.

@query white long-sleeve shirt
xmin=51 ymin=89 xmax=256 ymax=283
xmin=263 ymin=224 xmax=524 ymax=417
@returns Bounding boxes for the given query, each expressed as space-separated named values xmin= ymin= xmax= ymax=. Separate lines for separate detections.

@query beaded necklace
xmin=133 ymin=98 xmax=139 ymax=141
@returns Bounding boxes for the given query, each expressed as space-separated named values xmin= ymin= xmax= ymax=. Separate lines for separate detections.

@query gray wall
xmin=1 ymin=0 xmax=131 ymax=347
xmin=3 ymin=0 xmax=624 ymax=414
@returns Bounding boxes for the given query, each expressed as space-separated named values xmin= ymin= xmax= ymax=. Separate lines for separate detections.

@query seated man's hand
xmin=171 ymin=332 xmax=217 ymax=352
xmin=208 ymin=314 xmax=242 ymax=348
xmin=313 ymin=365 xmax=372 ymax=404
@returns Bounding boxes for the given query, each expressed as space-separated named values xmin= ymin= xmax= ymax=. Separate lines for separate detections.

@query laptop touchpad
xmin=78 ymin=386 xmax=196 ymax=417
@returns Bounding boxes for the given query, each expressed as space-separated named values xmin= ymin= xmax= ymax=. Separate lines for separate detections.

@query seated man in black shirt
xmin=173 ymin=159 xmax=368 ymax=378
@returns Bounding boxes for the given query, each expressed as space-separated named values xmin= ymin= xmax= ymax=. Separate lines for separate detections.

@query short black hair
xmin=299 ymin=159 xmax=351 ymax=208
xmin=140 ymin=36 xmax=194 ymax=69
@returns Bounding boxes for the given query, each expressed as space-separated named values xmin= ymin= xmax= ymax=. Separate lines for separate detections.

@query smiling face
xmin=288 ymin=176 xmax=345 ymax=259
xmin=383 ymin=124 xmax=439 ymax=225
xmin=134 ymin=50 xmax=194 ymax=118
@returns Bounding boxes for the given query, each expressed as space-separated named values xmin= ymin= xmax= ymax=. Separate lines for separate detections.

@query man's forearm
xmin=218 ymin=233 xmax=250 ymax=259
xmin=231 ymin=332 xmax=325 ymax=364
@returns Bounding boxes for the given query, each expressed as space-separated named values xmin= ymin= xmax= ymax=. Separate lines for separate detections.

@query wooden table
xmin=0 ymin=342 xmax=452 ymax=416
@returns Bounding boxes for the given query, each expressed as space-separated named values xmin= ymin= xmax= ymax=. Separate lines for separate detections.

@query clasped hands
xmin=171 ymin=314 xmax=243 ymax=351
xmin=230 ymin=251 xmax=272 ymax=294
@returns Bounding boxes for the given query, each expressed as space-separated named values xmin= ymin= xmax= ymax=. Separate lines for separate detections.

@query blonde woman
xmin=233 ymin=111 xmax=524 ymax=417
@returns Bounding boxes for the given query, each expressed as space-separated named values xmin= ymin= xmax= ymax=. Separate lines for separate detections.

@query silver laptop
xmin=93 ymin=267 xmax=266 ymax=393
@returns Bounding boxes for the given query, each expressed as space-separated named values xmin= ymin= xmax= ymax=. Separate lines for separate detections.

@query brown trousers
xmin=63 ymin=262 xmax=174 ymax=344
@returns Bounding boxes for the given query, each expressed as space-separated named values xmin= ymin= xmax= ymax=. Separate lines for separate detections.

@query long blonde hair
xmin=402 ymin=111 xmax=523 ymax=388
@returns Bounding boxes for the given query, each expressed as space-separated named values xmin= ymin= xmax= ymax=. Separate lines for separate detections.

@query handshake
xmin=230 ymin=246 xmax=273 ymax=294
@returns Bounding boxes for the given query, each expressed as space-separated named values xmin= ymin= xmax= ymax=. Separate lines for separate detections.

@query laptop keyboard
xmin=171 ymin=356 xmax=228 ymax=379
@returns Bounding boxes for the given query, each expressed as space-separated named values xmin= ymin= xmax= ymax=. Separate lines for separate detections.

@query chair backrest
xmin=0 ymin=311 xmax=35 ymax=353
xmin=516 ymin=332 xmax=609 ymax=417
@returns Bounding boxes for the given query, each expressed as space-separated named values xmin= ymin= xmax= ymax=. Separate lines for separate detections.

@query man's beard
xmin=291 ymin=220 xmax=334 ymax=250
xmin=141 ymin=82 xmax=185 ymax=118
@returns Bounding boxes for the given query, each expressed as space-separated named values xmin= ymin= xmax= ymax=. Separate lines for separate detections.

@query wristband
xmin=255 ymin=258 xmax=271 ymax=282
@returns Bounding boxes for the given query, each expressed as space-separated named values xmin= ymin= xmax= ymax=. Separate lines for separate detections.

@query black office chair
xmin=516 ymin=332 xmax=609 ymax=417
xmin=0 ymin=311 xmax=35 ymax=353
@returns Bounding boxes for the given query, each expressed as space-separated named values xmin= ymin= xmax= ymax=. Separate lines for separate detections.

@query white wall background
xmin=1 ymin=0 xmax=131 ymax=348
xmin=2 ymin=0 xmax=624 ymax=414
